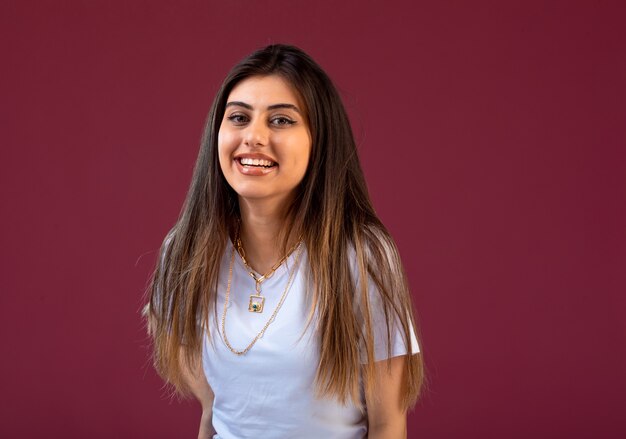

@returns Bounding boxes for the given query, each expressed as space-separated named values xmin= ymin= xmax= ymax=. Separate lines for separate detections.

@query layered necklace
xmin=221 ymin=234 xmax=303 ymax=356
xmin=235 ymin=233 xmax=302 ymax=313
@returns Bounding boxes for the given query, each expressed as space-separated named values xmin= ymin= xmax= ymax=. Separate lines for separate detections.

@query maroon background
xmin=1 ymin=1 xmax=624 ymax=438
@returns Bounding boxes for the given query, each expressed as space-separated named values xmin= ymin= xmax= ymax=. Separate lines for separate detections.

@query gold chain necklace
xmin=221 ymin=242 xmax=303 ymax=356
xmin=235 ymin=234 xmax=302 ymax=313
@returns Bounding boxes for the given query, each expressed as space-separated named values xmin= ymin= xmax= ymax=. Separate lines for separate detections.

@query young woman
xmin=145 ymin=44 xmax=423 ymax=438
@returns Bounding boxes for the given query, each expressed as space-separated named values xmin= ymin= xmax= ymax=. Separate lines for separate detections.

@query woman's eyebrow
xmin=267 ymin=103 xmax=301 ymax=114
xmin=225 ymin=101 xmax=253 ymax=110
xmin=225 ymin=101 xmax=301 ymax=114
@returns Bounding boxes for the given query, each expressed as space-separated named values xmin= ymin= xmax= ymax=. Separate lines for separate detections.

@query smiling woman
xmin=218 ymin=76 xmax=312 ymax=206
xmin=144 ymin=44 xmax=423 ymax=439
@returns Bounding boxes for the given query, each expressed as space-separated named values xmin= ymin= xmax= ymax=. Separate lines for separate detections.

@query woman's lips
xmin=235 ymin=158 xmax=277 ymax=176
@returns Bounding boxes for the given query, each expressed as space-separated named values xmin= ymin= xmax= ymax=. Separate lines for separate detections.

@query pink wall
xmin=1 ymin=1 xmax=624 ymax=437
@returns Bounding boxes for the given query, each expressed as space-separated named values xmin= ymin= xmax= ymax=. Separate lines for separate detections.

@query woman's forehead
xmin=226 ymin=75 xmax=306 ymax=112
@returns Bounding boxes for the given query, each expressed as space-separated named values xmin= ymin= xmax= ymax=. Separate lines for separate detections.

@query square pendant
xmin=248 ymin=295 xmax=265 ymax=313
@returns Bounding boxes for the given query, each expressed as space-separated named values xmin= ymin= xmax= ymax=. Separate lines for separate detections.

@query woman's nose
xmin=243 ymin=118 xmax=269 ymax=147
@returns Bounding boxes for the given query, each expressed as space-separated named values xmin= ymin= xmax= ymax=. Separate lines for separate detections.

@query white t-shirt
xmin=202 ymin=239 xmax=418 ymax=439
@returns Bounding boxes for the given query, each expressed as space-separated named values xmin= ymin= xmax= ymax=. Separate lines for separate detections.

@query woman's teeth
xmin=239 ymin=158 xmax=276 ymax=168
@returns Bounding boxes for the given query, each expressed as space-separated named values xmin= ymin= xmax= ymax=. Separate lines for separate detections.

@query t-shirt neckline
xmin=227 ymin=238 xmax=303 ymax=282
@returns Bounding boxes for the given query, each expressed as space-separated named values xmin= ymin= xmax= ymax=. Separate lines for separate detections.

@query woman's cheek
xmin=218 ymin=131 xmax=238 ymax=161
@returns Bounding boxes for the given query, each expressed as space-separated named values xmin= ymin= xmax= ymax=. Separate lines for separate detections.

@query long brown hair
xmin=145 ymin=44 xmax=423 ymax=409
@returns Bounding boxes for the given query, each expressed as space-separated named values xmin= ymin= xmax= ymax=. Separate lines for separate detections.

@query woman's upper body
xmin=145 ymin=44 xmax=424 ymax=438
xmin=201 ymin=239 xmax=419 ymax=438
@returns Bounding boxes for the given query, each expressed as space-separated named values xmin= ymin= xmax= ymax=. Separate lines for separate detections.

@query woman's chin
xmin=234 ymin=187 xmax=298 ymax=208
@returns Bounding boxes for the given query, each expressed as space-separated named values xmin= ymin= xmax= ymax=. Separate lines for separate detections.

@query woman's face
xmin=218 ymin=75 xmax=312 ymax=207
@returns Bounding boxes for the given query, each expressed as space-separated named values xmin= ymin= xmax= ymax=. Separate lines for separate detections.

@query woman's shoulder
xmin=350 ymin=223 xmax=402 ymax=271
xmin=343 ymin=224 xmax=407 ymax=299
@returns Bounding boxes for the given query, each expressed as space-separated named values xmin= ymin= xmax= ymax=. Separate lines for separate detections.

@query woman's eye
xmin=271 ymin=116 xmax=295 ymax=126
xmin=227 ymin=114 xmax=248 ymax=124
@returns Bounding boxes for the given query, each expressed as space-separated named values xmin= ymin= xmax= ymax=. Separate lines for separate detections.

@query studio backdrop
xmin=1 ymin=1 xmax=624 ymax=438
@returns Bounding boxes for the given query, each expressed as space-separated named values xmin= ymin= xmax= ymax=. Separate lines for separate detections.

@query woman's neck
xmin=237 ymin=196 xmax=294 ymax=275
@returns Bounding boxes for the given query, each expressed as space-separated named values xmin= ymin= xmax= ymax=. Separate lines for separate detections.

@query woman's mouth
xmin=237 ymin=157 xmax=277 ymax=168
xmin=234 ymin=157 xmax=278 ymax=176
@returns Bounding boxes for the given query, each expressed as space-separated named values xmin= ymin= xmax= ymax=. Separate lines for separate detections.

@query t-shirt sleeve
xmin=358 ymin=273 xmax=420 ymax=364
xmin=349 ymin=243 xmax=420 ymax=364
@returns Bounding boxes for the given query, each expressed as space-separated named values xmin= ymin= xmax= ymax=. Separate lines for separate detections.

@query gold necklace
xmin=221 ymin=242 xmax=303 ymax=356
xmin=235 ymin=234 xmax=302 ymax=313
